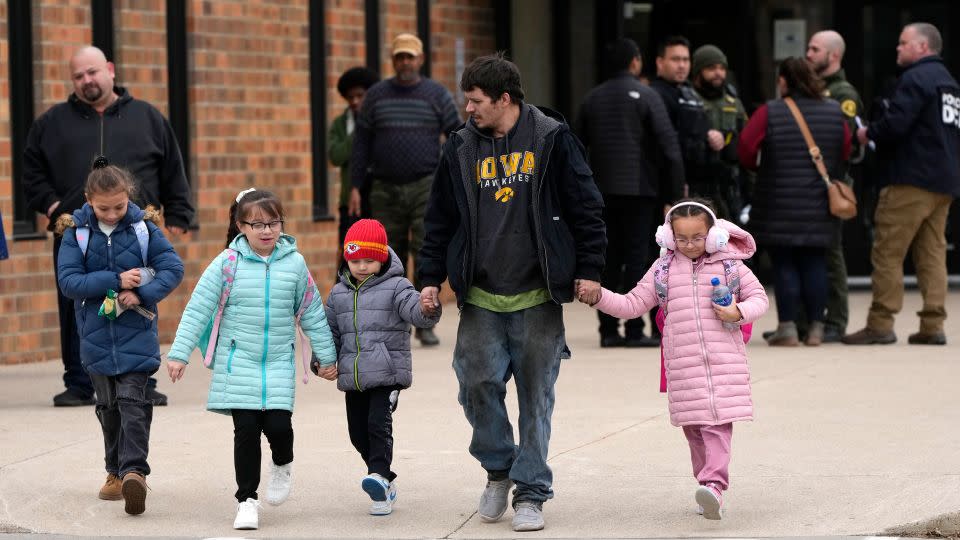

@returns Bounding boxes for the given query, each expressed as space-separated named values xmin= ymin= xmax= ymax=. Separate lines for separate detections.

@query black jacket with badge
xmin=22 ymin=87 xmax=195 ymax=231
xmin=650 ymin=77 xmax=712 ymax=187
xmin=418 ymin=105 xmax=606 ymax=307
xmin=867 ymin=56 xmax=960 ymax=197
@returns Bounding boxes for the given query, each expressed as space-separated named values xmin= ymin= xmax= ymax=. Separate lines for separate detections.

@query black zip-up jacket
xmin=575 ymin=72 xmax=685 ymax=200
xmin=867 ymin=55 xmax=960 ymax=197
xmin=418 ymin=105 xmax=606 ymax=307
xmin=22 ymin=87 xmax=195 ymax=231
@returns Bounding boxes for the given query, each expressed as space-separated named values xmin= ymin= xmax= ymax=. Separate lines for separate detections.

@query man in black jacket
xmin=844 ymin=23 xmax=960 ymax=346
xmin=22 ymin=46 xmax=194 ymax=406
xmin=418 ymin=54 xmax=605 ymax=532
xmin=650 ymin=36 xmax=725 ymax=202
xmin=576 ymin=38 xmax=683 ymax=348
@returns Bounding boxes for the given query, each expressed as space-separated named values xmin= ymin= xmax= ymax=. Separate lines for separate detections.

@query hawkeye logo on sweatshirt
xmin=475 ymin=151 xmax=536 ymax=203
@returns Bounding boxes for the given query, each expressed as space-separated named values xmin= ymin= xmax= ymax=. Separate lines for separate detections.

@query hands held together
xmin=420 ymin=286 xmax=441 ymax=316
xmin=575 ymin=279 xmax=601 ymax=306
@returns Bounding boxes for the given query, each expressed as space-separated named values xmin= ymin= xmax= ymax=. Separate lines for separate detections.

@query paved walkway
xmin=1 ymin=290 xmax=958 ymax=538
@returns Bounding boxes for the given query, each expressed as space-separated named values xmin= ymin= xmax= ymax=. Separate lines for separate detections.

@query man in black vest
xmin=576 ymin=38 xmax=684 ymax=347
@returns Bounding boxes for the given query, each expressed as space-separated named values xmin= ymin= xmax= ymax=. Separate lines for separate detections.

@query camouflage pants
xmin=369 ymin=175 xmax=432 ymax=290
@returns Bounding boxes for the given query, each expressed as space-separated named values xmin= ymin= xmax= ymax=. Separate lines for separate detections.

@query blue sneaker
xmin=369 ymin=481 xmax=397 ymax=515
xmin=362 ymin=473 xmax=389 ymax=502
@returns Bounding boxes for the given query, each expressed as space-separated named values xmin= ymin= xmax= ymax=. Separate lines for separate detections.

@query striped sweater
xmin=351 ymin=77 xmax=461 ymax=186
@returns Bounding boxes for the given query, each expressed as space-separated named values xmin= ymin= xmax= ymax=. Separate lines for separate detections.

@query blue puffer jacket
xmin=166 ymin=234 xmax=336 ymax=414
xmin=57 ymin=202 xmax=184 ymax=376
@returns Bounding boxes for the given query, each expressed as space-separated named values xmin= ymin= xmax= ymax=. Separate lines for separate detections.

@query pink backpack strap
xmin=294 ymin=269 xmax=318 ymax=384
xmin=203 ymin=249 xmax=239 ymax=367
xmin=653 ymin=252 xmax=674 ymax=309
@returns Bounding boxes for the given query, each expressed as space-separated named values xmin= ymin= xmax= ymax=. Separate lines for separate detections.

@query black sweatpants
xmin=231 ymin=409 xmax=294 ymax=502
xmin=345 ymin=386 xmax=400 ymax=482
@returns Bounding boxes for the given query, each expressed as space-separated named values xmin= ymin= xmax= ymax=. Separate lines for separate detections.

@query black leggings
xmin=231 ymin=409 xmax=293 ymax=502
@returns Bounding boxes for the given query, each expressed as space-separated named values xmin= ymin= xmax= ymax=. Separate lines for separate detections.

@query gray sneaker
xmin=477 ymin=478 xmax=512 ymax=522
xmin=512 ymin=501 xmax=545 ymax=532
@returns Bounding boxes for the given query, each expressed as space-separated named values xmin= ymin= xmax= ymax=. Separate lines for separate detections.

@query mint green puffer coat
xmin=167 ymin=234 xmax=336 ymax=414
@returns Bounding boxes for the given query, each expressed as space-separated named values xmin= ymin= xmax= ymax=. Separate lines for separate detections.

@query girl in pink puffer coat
xmin=578 ymin=199 xmax=768 ymax=521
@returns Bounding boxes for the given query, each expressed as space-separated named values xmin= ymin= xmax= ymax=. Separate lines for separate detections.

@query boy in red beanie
xmin=317 ymin=219 xmax=440 ymax=515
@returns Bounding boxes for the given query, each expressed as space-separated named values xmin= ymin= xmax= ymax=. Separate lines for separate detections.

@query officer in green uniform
xmin=692 ymin=44 xmax=750 ymax=222
xmin=806 ymin=30 xmax=865 ymax=341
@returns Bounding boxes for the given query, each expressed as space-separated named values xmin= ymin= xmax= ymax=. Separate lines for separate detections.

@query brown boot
xmin=841 ymin=327 xmax=897 ymax=345
xmin=908 ymin=331 xmax=946 ymax=345
xmin=98 ymin=473 xmax=122 ymax=501
xmin=767 ymin=322 xmax=800 ymax=347
xmin=805 ymin=321 xmax=825 ymax=347
xmin=121 ymin=472 xmax=148 ymax=515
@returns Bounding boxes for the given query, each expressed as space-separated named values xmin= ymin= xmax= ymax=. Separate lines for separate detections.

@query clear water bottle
xmin=711 ymin=277 xmax=737 ymax=330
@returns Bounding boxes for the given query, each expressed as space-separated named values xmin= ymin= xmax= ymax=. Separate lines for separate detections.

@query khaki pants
xmin=867 ymin=184 xmax=953 ymax=333
xmin=369 ymin=175 xmax=432 ymax=290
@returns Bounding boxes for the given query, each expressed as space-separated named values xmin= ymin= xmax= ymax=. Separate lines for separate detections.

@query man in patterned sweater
xmin=349 ymin=33 xmax=460 ymax=346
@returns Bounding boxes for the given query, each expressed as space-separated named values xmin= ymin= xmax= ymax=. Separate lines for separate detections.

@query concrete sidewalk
xmin=1 ymin=290 xmax=958 ymax=538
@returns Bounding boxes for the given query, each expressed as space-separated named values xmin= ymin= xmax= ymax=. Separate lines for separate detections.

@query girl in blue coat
xmin=55 ymin=165 xmax=184 ymax=516
xmin=165 ymin=189 xmax=337 ymax=531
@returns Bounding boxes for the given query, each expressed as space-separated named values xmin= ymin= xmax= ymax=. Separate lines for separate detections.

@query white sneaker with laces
xmin=478 ymin=478 xmax=512 ymax=522
xmin=233 ymin=498 xmax=260 ymax=530
xmin=370 ymin=481 xmax=398 ymax=515
xmin=511 ymin=501 xmax=545 ymax=532
xmin=266 ymin=462 xmax=292 ymax=506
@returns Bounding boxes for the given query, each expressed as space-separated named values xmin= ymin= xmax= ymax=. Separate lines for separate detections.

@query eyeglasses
xmin=676 ymin=236 xmax=706 ymax=247
xmin=241 ymin=220 xmax=284 ymax=232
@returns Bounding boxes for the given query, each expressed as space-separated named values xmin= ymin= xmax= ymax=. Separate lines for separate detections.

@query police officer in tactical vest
xmin=805 ymin=30 xmax=865 ymax=342
xmin=691 ymin=44 xmax=749 ymax=222
xmin=651 ymin=36 xmax=725 ymax=205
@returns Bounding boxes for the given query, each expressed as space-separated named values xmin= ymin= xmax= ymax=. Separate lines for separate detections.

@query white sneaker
xmin=478 ymin=478 xmax=512 ymax=522
xmin=266 ymin=462 xmax=292 ymax=505
xmin=511 ymin=501 xmax=545 ymax=532
xmin=695 ymin=484 xmax=724 ymax=520
xmin=233 ymin=498 xmax=260 ymax=530
xmin=361 ymin=473 xmax=390 ymax=501
xmin=370 ymin=481 xmax=398 ymax=515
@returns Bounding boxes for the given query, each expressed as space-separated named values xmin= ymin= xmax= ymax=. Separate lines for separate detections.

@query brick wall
xmin=0 ymin=0 xmax=496 ymax=365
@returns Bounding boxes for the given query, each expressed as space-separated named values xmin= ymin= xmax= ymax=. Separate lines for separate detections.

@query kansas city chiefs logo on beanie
xmin=343 ymin=219 xmax=389 ymax=263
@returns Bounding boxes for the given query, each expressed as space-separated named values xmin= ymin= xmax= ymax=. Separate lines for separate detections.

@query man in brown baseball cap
xmin=349 ymin=33 xmax=460 ymax=346
xmin=391 ymin=33 xmax=422 ymax=57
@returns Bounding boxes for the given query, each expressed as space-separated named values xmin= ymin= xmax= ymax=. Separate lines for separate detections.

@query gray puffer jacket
xmin=325 ymin=248 xmax=440 ymax=392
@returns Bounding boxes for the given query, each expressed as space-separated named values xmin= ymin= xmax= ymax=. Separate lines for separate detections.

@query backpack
xmin=76 ymin=221 xmax=151 ymax=266
xmin=198 ymin=249 xmax=319 ymax=384
xmin=652 ymin=251 xmax=742 ymax=309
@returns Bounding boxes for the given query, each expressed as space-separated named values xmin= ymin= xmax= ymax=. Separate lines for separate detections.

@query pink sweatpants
xmin=682 ymin=423 xmax=733 ymax=490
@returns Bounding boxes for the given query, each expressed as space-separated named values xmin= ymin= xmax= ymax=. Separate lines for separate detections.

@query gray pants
xmin=453 ymin=302 xmax=565 ymax=505
xmin=90 ymin=371 xmax=153 ymax=478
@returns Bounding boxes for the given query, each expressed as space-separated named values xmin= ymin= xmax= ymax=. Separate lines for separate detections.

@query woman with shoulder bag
xmin=737 ymin=57 xmax=852 ymax=346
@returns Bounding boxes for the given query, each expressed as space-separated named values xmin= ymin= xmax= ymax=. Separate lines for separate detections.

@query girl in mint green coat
xmin=165 ymin=189 xmax=336 ymax=531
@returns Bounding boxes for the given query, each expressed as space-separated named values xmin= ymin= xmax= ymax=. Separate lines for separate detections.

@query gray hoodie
xmin=325 ymin=247 xmax=440 ymax=392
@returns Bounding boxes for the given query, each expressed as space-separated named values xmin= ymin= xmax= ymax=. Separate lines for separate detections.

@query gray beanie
xmin=692 ymin=44 xmax=727 ymax=77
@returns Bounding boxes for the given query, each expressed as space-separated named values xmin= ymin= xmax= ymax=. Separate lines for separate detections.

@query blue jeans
xmin=770 ymin=246 xmax=827 ymax=323
xmin=90 ymin=371 xmax=154 ymax=478
xmin=453 ymin=302 xmax=565 ymax=505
